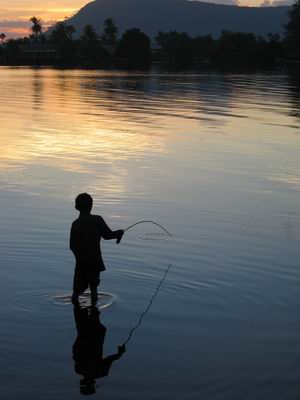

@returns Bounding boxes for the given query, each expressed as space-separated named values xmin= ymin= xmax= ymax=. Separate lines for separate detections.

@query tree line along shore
xmin=0 ymin=2 xmax=299 ymax=68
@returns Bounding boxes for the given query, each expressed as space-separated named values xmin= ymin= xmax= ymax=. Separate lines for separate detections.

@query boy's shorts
xmin=73 ymin=267 xmax=100 ymax=294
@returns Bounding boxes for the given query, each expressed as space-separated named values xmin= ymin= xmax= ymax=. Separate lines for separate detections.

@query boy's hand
xmin=116 ymin=230 xmax=124 ymax=244
xmin=118 ymin=344 xmax=126 ymax=355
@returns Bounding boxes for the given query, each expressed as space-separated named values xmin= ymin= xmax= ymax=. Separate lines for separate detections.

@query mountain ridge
xmin=67 ymin=0 xmax=290 ymax=38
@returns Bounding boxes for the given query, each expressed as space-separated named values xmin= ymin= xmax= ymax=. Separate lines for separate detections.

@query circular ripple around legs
xmin=52 ymin=292 xmax=115 ymax=309
xmin=136 ymin=232 xmax=170 ymax=241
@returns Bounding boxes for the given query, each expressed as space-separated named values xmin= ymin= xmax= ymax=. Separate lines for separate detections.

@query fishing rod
xmin=121 ymin=264 xmax=173 ymax=347
xmin=124 ymin=220 xmax=173 ymax=238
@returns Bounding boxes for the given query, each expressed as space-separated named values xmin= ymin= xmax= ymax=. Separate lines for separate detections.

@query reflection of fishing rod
xmin=124 ymin=221 xmax=173 ymax=237
xmin=122 ymin=264 xmax=173 ymax=346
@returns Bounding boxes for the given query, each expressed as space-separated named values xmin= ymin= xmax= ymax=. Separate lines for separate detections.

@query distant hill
xmin=66 ymin=0 xmax=290 ymax=39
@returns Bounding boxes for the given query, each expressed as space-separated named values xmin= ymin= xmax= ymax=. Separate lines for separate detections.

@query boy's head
xmin=75 ymin=193 xmax=93 ymax=212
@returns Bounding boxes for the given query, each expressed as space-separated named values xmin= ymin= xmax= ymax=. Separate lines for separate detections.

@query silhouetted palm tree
xmin=0 ymin=33 xmax=6 ymax=44
xmin=30 ymin=17 xmax=42 ymax=39
xmin=285 ymin=0 xmax=300 ymax=58
xmin=66 ymin=25 xmax=76 ymax=40
xmin=80 ymin=25 xmax=103 ymax=63
xmin=50 ymin=22 xmax=74 ymax=43
xmin=286 ymin=0 xmax=300 ymax=38
xmin=102 ymin=18 xmax=118 ymax=48
xmin=81 ymin=25 xmax=97 ymax=42
xmin=115 ymin=28 xmax=151 ymax=64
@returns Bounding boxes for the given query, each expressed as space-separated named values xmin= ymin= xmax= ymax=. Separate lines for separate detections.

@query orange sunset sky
xmin=0 ymin=0 xmax=88 ymax=37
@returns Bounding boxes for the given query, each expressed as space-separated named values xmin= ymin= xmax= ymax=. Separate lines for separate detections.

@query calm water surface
xmin=1 ymin=67 xmax=300 ymax=399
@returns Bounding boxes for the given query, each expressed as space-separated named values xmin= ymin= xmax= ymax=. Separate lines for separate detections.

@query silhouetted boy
xmin=70 ymin=193 xmax=124 ymax=303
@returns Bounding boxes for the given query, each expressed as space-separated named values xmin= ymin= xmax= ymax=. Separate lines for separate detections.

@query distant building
xmin=19 ymin=43 xmax=61 ymax=60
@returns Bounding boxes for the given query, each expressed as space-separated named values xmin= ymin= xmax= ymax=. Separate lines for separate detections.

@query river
xmin=1 ymin=66 xmax=300 ymax=399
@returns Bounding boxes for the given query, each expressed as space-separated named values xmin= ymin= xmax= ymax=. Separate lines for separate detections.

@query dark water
xmin=1 ymin=67 xmax=300 ymax=399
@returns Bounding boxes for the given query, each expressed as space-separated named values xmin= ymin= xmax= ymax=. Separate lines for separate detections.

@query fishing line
xmin=122 ymin=264 xmax=173 ymax=346
xmin=124 ymin=221 xmax=173 ymax=238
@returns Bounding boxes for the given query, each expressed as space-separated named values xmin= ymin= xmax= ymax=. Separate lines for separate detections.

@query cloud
xmin=0 ymin=19 xmax=30 ymax=28
xmin=191 ymin=0 xmax=239 ymax=4
xmin=260 ymin=0 xmax=293 ymax=5
xmin=271 ymin=0 xmax=294 ymax=4
xmin=213 ymin=0 xmax=239 ymax=4
xmin=0 ymin=19 xmax=30 ymax=37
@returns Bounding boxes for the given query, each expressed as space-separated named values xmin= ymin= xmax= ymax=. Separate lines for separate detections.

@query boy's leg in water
xmin=89 ymin=272 xmax=100 ymax=303
xmin=71 ymin=292 xmax=80 ymax=303
xmin=72 ymin=267 xmax=88 ymax=303
xmin=90 ymin=285 xmax=98 ymax=303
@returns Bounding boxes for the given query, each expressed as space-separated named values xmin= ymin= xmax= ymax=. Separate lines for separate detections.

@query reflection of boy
xmin=70 ymin=193 xmax=123 ymax=303
xmin=73 ymin=304 xmax=126 ymax=395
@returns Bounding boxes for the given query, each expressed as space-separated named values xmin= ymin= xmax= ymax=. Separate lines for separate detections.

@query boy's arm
xmin=104 ymin=345 xmax=126 ymax=363
xmin=69 ymin=223 xmax=79 ymax=258
xmin=98 ymin=216 xmax=124 ymax=242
